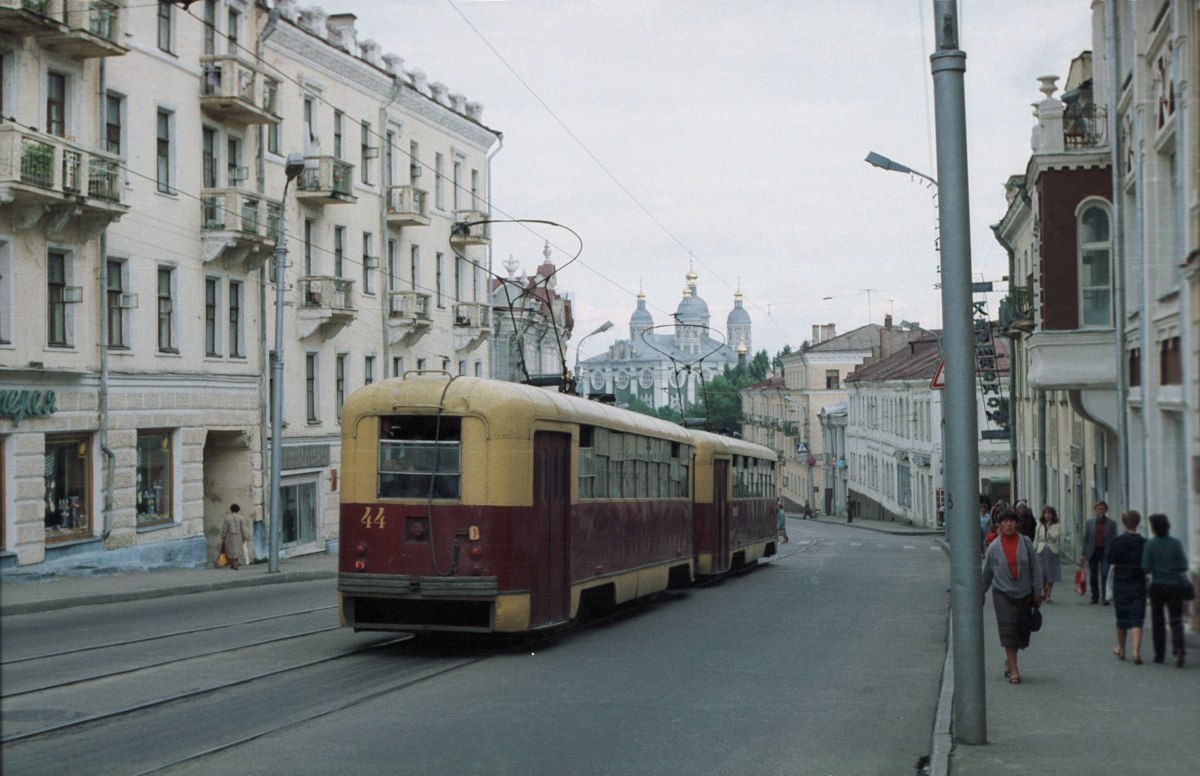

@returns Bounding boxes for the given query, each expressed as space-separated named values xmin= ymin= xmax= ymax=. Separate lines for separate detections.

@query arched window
xmin=1077 ymin=202 xmax=1112 ymax=327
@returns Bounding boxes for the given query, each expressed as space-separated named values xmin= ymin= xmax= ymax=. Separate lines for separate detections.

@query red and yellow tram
xmin=337 ymin=374 xmax=778 ymax=634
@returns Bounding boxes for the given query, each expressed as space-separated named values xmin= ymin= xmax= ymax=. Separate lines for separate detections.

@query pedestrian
xmin=1080 ymin=500 xmax=1117 ymax=604
xmin=1014 ymin=501 xmax=1037 ymax=540
xmin=776 ymin=501 xmax=789 ymax=544
xmin=1108 ymin=510 xmax=1147 ymax=664
xmin=220 ymin=503 xmax=250 ymax=571
xmin=1142 ymin=513 xmax=1191 ymax=667
xmin=1033 ymin=505 xmax=1062 ymax=602
xmin=803 ymin=504 xmax=813 ymax=520
xmin=981 ymin=509 xmax=1043 ymax=685
xmin=979 ymin=499 xmax=992 ymax=552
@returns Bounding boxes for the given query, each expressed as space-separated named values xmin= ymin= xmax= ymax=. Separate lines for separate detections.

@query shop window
xmin=281 ymin=479 xmax=318 ymax=546
xmin=44 ymin=435 xmax=92 ymax=541
xmin=137 ymin=431 xmax=173 ymax=526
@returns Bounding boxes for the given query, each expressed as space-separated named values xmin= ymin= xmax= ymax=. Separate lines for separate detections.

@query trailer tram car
xmin=337 ymin=374 xmax=779 ymax=635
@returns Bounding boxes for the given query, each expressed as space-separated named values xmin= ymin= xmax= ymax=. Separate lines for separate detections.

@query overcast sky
xmin=315 ymin=0 xmax=1095 ymax=362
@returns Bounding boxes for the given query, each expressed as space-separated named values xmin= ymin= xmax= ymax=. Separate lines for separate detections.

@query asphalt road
xmin=1 ymin=520 xmax=949 ymax=776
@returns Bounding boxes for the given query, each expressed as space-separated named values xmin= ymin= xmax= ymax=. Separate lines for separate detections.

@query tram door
xmin=531 ymin=432 xmax=570 ymax=627
xmin=713 ymin=459 xmax=729 ymax=573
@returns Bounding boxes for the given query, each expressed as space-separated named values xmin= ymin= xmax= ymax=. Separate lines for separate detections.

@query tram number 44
xmin=360 ymin=506 xmax=387 ymax=529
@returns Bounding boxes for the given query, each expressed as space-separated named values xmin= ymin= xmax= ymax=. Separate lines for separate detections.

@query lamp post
xmin=269 ymin=153 xmax=306 ymax=574
xmin=865 ymin=151 xmax=938 ymax=187
xmin=574 ymin=320 xmax=613 ymax=396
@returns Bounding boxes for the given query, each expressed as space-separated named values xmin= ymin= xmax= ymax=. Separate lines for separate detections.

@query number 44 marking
xmin=360 ymin=506 xmax=386 ymax=529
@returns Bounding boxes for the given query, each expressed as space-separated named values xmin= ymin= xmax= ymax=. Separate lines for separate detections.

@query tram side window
xmin=579 ymin=425 xmax=595 ymax=499
xmin=378 ymin=415 xmax=461 ymax=499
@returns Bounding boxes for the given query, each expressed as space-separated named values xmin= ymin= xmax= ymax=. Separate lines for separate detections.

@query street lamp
xmin=269 ymin=152 xmax=306 ymax=574
xmin=865 ymin=151 xmax=938 ymax=187
xmin=574 ymin=320 xmax=613 ymax=396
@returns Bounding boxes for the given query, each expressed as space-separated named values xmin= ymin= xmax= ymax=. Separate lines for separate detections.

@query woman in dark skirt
xmin=982 ymin=509 xmax=1043 ymax=684
xmin=1109 ymin=510 xmax=1147 ymax=664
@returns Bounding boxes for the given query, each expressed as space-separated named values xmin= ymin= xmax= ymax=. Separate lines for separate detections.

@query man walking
xmin=1080 ymin=501 xmax=1117 ymax=604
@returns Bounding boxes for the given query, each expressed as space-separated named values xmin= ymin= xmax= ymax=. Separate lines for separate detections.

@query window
xmin=436 ymin=252 xmax=444 ymax=307
xmin=409 ymin=140 xmax=420 ymax=183
xmin=267 ymin=120 xmax=280 ymax=156
xmin=452 ymin=159 xmax=462 ymax=210
xmin=157 ymin=0 xmax=173 ymax=53
xmin=202 ymin=0 xmax=216 ymax=55
xmin=458 ymin=360 xmax=467 ymax=375
xmin=470 ymin=168 xmax=479 ymax=209
xmin=360 ymin=120 xmax=372 ymax=184
xmin=156 ymin=110 xmax=173 ymax=193
xmin=46 ymin=71 xmax=66 ymax=137
xmin=1078 ymin=203 xmax=1112 ymax=327
xmin=226 ymin=136 xmax=242 ymax=186
xmin=335 ymin=353 xmax=346 ymax=421
xmin=306 ymin=353 xmax=319 ymax=422
xmin=137 ymin=431 xmax=173 ymax=526
xmin=229 ymin=280 xmax=243 ymax=357
xmin=281 ymin=479 xmax=318 ymax=546
xmin=377 ymin=416 xmax=462 ymax=499
xmin=454 ymin=256 xmax=463 ymax=302
xmin=0 ymin=239 xmax=11 ymax=345
xmin=410 ymin=244 xmax=420 ymax=291
xmin=434 ymin=152 xmax=444 ymax=209
xmin=47 ymin=250 xmax=69 ymax=346
xmin=334 ymin=226 xmax=345 ymax=277
xmin=392 ymin=356 xmax=403 ymax=378
xmin=105 ymin=92 xmax=123 ymax=155
xmin=333 ymin=110 xmax=343 ymax=158
xmin=226 ymin=6 xmax=240 ymax=52
xmin=1160 ymin=337 xmax=1181 ymax=385
xmin=303 ymin=95 xmax=317 ymax=149
xmin=825 ymin=370 xmax=840 ymax=389
xmin=44 ymin=434 xmax=93 ymax=541
xmin=384 ymin=130 xmax=395 ymax=186
xmin=205 ymin=277 xmax=219 ymax=356
xmin=362 ymin=231 xmax=374 ymax=293
xmin=106 ymin=259 xmax=127 ymax=348
xmin=201 ymin=127 xmax=218 ymax=188
xmin=364 ymin=355 xmax=375 ymax=385
xmin=157 ymin=266 xmax=175 ymax=352
xmin=303 ymin=218 xmax=315 ymax=275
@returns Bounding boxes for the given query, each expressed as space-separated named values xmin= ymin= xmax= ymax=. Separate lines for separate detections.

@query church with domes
xmin=578 ymin=269 xmax=753 ymax=411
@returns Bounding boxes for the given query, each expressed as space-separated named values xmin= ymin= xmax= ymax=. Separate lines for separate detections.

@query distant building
xmin=489 ymin=244 xmax=574 ymax=384
xmin=579 ymin=269 xmax=750 ymax=410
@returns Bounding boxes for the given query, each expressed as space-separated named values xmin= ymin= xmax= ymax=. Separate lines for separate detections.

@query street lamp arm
xmin=865 ymin=151 xmax=938 ymax=187
xmin=573 ymin=320 xmax=613 ymax=395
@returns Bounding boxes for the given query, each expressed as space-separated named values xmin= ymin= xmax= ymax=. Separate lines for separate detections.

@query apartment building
xmin=1 ymin=0 xmax=501 ymax=572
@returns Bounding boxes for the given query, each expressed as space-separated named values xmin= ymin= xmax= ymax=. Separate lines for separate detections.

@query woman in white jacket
xmin=1034 ymin=505 xmax=1063 ymax=602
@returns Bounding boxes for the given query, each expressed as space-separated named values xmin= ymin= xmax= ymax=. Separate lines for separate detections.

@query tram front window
xmin=378 ymin=415 xmax=461 ymax=499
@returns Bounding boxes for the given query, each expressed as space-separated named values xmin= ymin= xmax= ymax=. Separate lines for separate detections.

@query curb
xmin=0 ymin=569 xmax=336 ymax=617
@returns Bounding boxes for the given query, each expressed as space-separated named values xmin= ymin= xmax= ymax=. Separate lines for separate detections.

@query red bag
xmin=1074 ymin=567 xmax=1086 ymax=596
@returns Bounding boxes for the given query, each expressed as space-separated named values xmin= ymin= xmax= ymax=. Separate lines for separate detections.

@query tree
xmin=772 ymin=344 xmax=793 ymax=372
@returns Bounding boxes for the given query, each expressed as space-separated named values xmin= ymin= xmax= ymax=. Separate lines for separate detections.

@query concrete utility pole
xmin=930 ymin=0 xmax=986 ymax=744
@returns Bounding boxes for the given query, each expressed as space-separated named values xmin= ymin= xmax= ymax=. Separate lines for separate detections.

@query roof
xmin=846 ymin=340 xmax=941 ymax=383
xmin=806 ymin=323 xmax=881 ymax=353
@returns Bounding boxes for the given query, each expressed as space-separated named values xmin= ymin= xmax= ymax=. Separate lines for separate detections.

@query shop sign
xmin=0 ymin=389 xmax=58 ymax=426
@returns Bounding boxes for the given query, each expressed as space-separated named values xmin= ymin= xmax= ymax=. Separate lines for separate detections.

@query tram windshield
xmin=378 ymin=415 xmax=461 ymax=499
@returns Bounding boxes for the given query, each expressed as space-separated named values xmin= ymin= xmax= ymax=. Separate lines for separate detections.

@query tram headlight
xmin=355 ymin=542 xmax=367 ymax=555
xmin=469 ymin=546 xmax=483 ymax=560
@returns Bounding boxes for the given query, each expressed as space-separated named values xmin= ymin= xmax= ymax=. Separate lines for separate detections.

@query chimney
xmin=326 ymin=13 xmax=357 ymax=51
xmin=359 ymin=39 xmax=382 ymax=67
xmin=449 ymin=93 xmax=466 ymax=113
xmin=382 ymin=54 xmax=405 ymax=77
xmin=275 ymin=0 xmax=299 ymax=22
xmin=410 ymin=70 xmax=427 ymax=94
xmin=884 ymin=313 xmax=893 ymax=329
xmin=429 ymin=81 xmax=448 ymax=105
xmin=298 ymin=7 xmax=328 ymax=37
xmin=464 ymin=101 xmax=484 ymax=121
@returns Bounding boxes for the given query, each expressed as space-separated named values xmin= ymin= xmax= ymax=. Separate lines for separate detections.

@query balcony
xmin=0 ymin=0 xmax=65 ymax=35
xmin=1063 ymin=102 xmax=1105 ymax=150
xmin=0 ymin=123 xmax=128 ymax=240
xmin=200 ymin=188 xmax=281 ymax=272
xmin=387 ymin=290 xmax=431 ymax=346
xmin=295 ymin=156 xmax=356 ymax=205
xmin=1026 ymin=327 xmax=1119 ymax=431
xmin=385 ymin=185 xmax=430 ymax=227
xmin=297 ymin=276 xmax=355 ymax=339
xmin=39 ymin=0 xmax=126 ymax=58
xmin=200 ymin=55 xmax=281 ymax=125
xmin=998 ymin=288 xmax=1035 ymax=338
xmin=453 ymin=301 xmax=492 ymax=353
xmin=450 ymin=210 xmax=490 ymax=246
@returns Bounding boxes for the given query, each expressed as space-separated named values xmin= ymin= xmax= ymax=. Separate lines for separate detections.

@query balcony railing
xmin=450 ymin=210 xmax=490 ymax=246
xmin=299 ymin=276 xmax=355 ymax=310
xmin=295 ymin=156 xmax=356 ymax=204
xmin=1063 ymin=102 xmax=1106 ymax=149
xmin=36 ymin=1 xmax=127 ymax=57
xmin=999 ymin=288 xmax=1035 ymax=336
xmin=389 ymin=290 xmax=431 ymax=320
xmin=200 ymin=188 xmax=277 ymax=235
xmin=0 ymin=122 xmax=126 ymax=207
xmin=200 ymin=55 xmax=280 ymax=125
xmin=453 ymin=301 xmax=491 ymax=329
xmin=385 ymin=185 xmax=430 ymax=226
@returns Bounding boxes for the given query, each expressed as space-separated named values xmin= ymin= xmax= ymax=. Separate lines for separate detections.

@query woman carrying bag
xmin=982 ymin=509 xmax=1044 ymax=684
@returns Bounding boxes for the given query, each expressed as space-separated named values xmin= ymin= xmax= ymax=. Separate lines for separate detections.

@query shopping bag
xmin=1073 ymin=567 xmax=1086 ymax=596
xmin=216 ymin=541 xmax=229 ymax=568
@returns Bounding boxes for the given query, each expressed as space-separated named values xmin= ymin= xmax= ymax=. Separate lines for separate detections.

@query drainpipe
xmin=1105 ymin=0 xmax=1130 ymax=512
xmin=379 ymin=80 xmax=402 ymax=376
xmin=485 ymin=132 xmax=503 ymax=370
xmin=97 ymin=57 xmax=115 ymax=541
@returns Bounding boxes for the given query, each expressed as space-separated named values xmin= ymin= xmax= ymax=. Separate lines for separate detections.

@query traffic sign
xmin=930 ymin=358 xmax=945 ymax=390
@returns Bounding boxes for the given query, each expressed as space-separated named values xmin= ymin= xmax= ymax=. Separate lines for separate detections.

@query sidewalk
xmin=807 ymin=511 xmax=944 ymax=536
xmin=0 ymin=552 xmax=338 ymax=616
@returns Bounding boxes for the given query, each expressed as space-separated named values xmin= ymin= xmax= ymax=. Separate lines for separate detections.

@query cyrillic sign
xmin=0 ymin=389 xmax=58 ymax=426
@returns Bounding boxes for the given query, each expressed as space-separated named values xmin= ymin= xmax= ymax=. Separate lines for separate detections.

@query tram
xmin=337 ymin=374 xmax=778 ymax=634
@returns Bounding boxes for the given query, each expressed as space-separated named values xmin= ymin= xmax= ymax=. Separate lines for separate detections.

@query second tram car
xmin=337 ymin=374 xmax=778 ymax=634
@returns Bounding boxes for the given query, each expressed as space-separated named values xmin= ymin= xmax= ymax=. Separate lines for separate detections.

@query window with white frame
xmin=229 ymin=280 xmax=243 ymax=357
xmin=470 ymin=168 xmax=479 ymax=209
xmin=334 ymin=226 xmax=345 ymax=277
xmin=436 ymin=252 xmax=444 ymax=308
xmin=306 ymin=353 xmax=319 ymax=422
xmin=360 ymin=120 xmax=372 ymax=184
xmin=452 ymin=157 xmax=462 ymax=210
xmin=364 ymin=355 xmax=375 ymax=385
xmin=156 ymin=109 xmax=174 ymax=194
xmin=105 ymin=92 xmax=124 ymax=156
xmin=335 ymin=353 xmax=346 ymax=422
xmin=106 ymin=259 xmax=129 ymax=349
xmin=202 ymin=0 xmax=216 ymax=55
xmin=157 ymin=266 xmax=176 ymax=352
xmin=333 ymin=110 xmax=343 ymax=158
xmin=46 ymin=70 xmax=67 ymax=137
xmin=434 ymin=152 xmax=444 ymax=209
xmin=47 ymin=250 xmax=73 ymax=347
xmin=410 ymin=244 xmax=420 ymax=291
xmin=0 ymin=239 xmax=10 ymax=345
xmin=1077 ymin=202 xmax=1112 ymax=327
xmin=409 ymin=140 xmax=420 ymax=182
xmin=362 ymin=231 xmax=375 ymax=294
xmin=157 ymin=0 xmax=174 ymax=53
xmin=205 ymin=277 xmax=221 ymax=356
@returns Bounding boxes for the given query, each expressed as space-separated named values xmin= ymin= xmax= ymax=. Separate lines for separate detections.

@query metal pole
xmin=269 ymin=181 xmax=289 ymax=574
xmin=930 ymin=0 xmax=985 ymax=744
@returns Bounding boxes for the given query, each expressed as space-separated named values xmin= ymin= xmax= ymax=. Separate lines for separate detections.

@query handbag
xmin=1105 ymin=566 xmax=1115 ymax=602
xmin=216 ymin=541 xmax=229 ymax=567
xmin=1029 ymin=605 xmax=1043 ymax=632
xmin=1074 ymin=567 xmax=1087 ymax=596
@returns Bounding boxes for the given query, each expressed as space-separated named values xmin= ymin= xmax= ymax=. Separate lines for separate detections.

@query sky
xmin=314 ymin=0 xmax=1096 ymax=363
